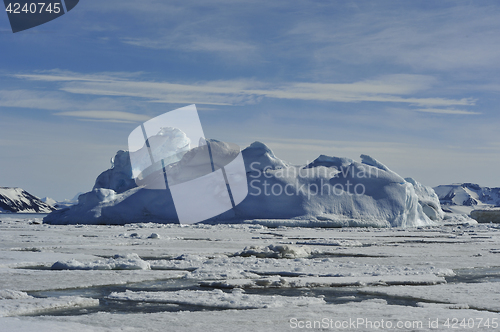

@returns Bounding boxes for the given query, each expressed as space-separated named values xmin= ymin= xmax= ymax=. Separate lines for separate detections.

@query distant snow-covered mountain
xmin=40 ymin=192 xmax=84 ymax=210
xmin=434 ymin=183 xmax=500 ymax=206
xmin=41 ymin=197 xmax=58 ymax=207
xmin=53 ymin=192 xmax=84 ymax=209
xmin=433 ymin=183 xmax=500 ymax=214
xmin=0 ymin=187 xmax=56 ymax=213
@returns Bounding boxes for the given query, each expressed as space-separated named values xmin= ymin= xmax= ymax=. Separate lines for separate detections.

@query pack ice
xmin=44 ymin=141 xmax=442 ymax=227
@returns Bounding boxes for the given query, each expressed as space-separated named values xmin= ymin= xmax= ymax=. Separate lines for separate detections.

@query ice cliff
xmin=43 ymin=142 xmax=441 ymax=227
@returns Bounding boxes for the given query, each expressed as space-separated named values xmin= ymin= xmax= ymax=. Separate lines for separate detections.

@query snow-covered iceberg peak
xmin=43 ymin=141 xmax=437 ymax=227
xmin=242 ymin=141 xmax=288 ymax=172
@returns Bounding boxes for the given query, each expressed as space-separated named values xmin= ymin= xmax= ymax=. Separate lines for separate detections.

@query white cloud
xmin=123 ymin=36 xmax=256 ymax=56
xmin=13 ymin=70 xmax=142 ymax=82
xmin=0 ymin=90 xmax=73 ymax=111
xmin=414 ymin=108 xmax=481 ymax=115
xmin=286 ymin=4 xmax=500 ymax=71
xmin=53 ymin=111 xmax=151 ymax=123
xmin=247 ymin=86 xmax=474 ymax=106
xmin=14 ymin=72 xmax=476 ymax=108
xmin=0 ymin=81 xmax=154 ymax=122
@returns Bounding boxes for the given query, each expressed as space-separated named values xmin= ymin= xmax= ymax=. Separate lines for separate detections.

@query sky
xmin=1 ymin=0 xmax=500 ymax=201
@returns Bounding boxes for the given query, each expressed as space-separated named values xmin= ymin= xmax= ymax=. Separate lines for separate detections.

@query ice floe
xmin=107 ymin=289 xmax=325 ymax=309
xmin=0 ymin=290 xmax=98 ymax=317
xmin=360 ymin=282 xmax=500 ymax=312
xmin=201 ymin=274 xmax=447 ymax=289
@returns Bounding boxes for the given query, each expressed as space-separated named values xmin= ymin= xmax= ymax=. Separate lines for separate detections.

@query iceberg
xmin=43 ymin=141 xmax=439 ymax=227
xmin=470 ymin=208 xmax=500 ymax=223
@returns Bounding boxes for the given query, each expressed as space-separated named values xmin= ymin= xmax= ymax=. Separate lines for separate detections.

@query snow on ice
xmin=1 ymin=215 xmax=500 ymax=331
xmin=0 ymin=289 xmax=98 ymax=317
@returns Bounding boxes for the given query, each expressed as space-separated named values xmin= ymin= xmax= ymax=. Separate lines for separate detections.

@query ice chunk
xmin=51 ymin=253 xmax=150 ymax=270
xmin=237 ymin=244 xmax=312 ymax=259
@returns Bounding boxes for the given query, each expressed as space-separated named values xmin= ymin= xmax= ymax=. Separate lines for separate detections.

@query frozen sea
xmin=0 ymin=214 xmax=499 ymax=331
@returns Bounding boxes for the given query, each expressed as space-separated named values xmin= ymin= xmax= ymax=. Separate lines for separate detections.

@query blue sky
xmin=1 ymin=0 xmax=500 ymax=200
